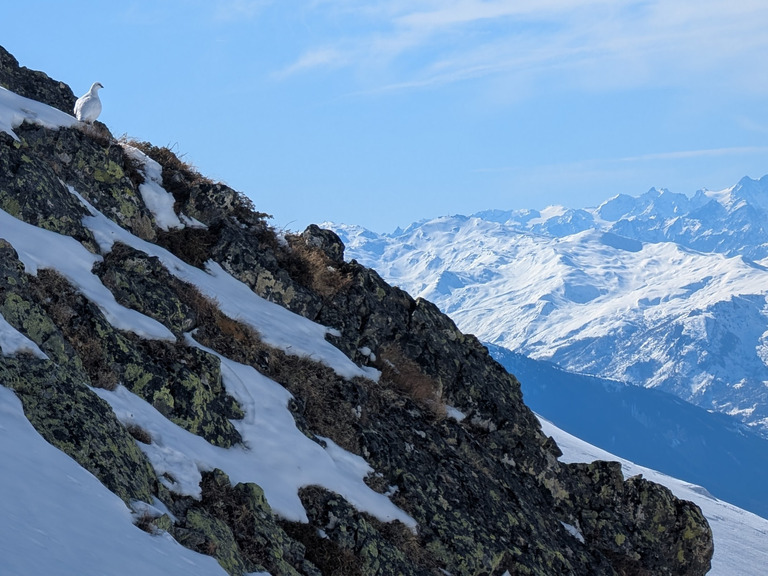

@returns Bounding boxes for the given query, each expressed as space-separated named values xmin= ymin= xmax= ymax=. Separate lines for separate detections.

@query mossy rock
xmin=29 ymin=267 xmax=243 ymax=447
xmin=0 ymin=133 xmax=96 ymax=245
xmin=174 ymin=469 xmax=316 ymax=576
xmin=13 ymin=123 xmax=156 ymax=241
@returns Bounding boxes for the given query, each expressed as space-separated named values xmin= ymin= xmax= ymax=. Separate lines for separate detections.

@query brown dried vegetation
xmin=277 ymin=233 xmax=353 ymax=300
xmin=376 ymin=344 xmax=446 ymax=418
xmin=29 ymin=268 xmax=120 ymax=390
xmin=281 ymin=519 xmax=363 ymax=576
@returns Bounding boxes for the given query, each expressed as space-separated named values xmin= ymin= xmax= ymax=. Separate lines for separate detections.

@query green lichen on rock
xmin=0 ymin=357 xmax=156 ymax=502
xmin=0 ymin=244 xmax=72 ymax=365
xmin=0 ymin=356 xmax=158 ymax=503
xmin=94 ymin=242 xmax=196 ymax=336
xmin=0 ymin=131 xmax=96 ymax=245
xmin=175 ymin=508 xmax=250 ymax=576
xmin=170 ymin=469 xmax=319 ymax=576
xmin=559 ymin=461 xmax=713 ymax=576
xmin=13 ymin=123 xmax=157 ymax=242
xmin=29 ymin=267 xmax=243 ymax=447
xmin=292 ymin=486 xmax=424 ymax=576
xmin=0 ymin=246 xmax=158 ymax=504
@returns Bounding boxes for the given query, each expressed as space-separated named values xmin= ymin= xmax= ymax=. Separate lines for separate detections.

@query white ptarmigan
xmin=73 ymin=82 xmax=103 ymax=123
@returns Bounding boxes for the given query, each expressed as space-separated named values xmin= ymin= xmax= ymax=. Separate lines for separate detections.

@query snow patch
xmin=445 ymin=405 xmax=466 ymax=422
xmin=95 ymin=338 xmax=416 ymax=527
xmin=69 ymin=186 xmax=378 ymax=381
xmin=0 ymin=385 xmax=227 ymax=576
xmin=121 ymin=145 xmax=184 ymax=230
xmin=0 ymin=205 xmax=175 ymax=341
xmin=0 ymin=86 xmax=76 ymax=141
xmin=560 ymin=521 xmax=585 ymax=543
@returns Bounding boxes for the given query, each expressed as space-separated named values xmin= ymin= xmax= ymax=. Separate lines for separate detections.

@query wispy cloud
xmin=617 ymin=147 xmax=768 ymax=162
xmin=473 ymin=146 xmax=768 ymax=174
xmin=277 ymin=1 xmax=768 ymax=94
xmin=213 ymin=0 xmax=272 ymax=21
xmin=274 ymin=47 xmax=350 ymax=79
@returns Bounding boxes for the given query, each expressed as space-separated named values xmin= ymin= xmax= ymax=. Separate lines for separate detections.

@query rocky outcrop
xmin=0 ymin=47 xmax=713 ymax=576
xmin=0 ymin=45 xmax=76 ymax=114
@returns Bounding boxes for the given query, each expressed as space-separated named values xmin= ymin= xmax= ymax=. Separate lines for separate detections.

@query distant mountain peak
xmin=330 ymin=172 xmax=768 ymax=441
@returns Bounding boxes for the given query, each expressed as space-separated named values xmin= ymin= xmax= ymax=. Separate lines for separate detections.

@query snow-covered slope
xmin=0 ymin=385 xmax=232 ymax=576
xmin=330 ymin=178 xmax=768 ymax=437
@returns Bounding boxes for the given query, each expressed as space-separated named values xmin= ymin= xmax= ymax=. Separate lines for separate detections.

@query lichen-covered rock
xmin=14 ymin=123 xmax=156 ymax=241
xmin=0 ymin=356 xmax=159 ymax=504
xmin=561 ymin=461 xmax=714 ymax=576
xmin=0 ymin=243 xmax=158 ymax=503
xmin=0 ymin=45 xmax=76 ymax=114
xmin=174 ymin=508 xmax=250 ymax=576
xmin=295 ymin=486 xmax=427 ymax=576
xmin=0 ymin=131 xmax=96 ymax=246
xmin=30 ymin=268 xmax=243 ymax=448
xmin=301 ymin=224 xmax=346 ymax=265
xmin=171 ymin=469 xmax=320 ymax=576
xmin=94 ymin=242 xmax=196 ymax=336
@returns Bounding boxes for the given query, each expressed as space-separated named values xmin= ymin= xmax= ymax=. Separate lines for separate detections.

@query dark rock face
xmin=561 ymin=461 xmax=713 ymax=576
xmin=0 ymin=45 xmax=76 ymax=114
xmin=0 ymin=45 xmax=713 ymax=576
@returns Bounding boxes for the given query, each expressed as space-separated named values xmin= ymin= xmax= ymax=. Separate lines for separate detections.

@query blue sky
xmin=3 ymin=1 xmax=768 ymax=232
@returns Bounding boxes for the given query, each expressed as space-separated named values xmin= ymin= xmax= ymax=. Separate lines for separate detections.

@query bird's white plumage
xmin=74 ymin=82 xmax=103 ymax=122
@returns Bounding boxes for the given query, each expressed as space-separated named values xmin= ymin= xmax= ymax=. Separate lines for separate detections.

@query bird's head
xmin=92 ymin=82 xmax=104 ymax=92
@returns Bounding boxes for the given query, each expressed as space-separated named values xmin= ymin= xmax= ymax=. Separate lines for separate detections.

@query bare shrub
xmin=376 ymin=345 xmax=446 ymax=418
xmin=126 ymin=423 xmax=152 ymax=444
xmin=281 ymin=520 xmax=362 ymax=576
xmin=279 ymin=234 xmax=353 ymax=299
xmin=28 ymin=269 xmax=119 ymax=390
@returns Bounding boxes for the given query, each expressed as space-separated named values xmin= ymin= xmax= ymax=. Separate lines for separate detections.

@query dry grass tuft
xmin=122 ymin=138 xmax=268 ymax=222
xmin=120 ymin=138 xmax=206 ymax=186
xmin=369 ymin=516 xmax=441 ymax=573
xmin=155 ymin=226 xmax=220 ymax=268
xmin=376 ymin=345 xmax=446 ymax=418
xmin=126 ymin=423 xmax=152 ymax=444
xmin=176 ymin=283 xmax=365 ymax=452
xmin=134 ymin=511 xmax=156 ymax=534
xmin=279 ymin=234 xmax=353 ymax=299
xmin=281 ymin=519 xmax=363 ymax=576
xmin=28 ymin=269 xmax=120 ymax=390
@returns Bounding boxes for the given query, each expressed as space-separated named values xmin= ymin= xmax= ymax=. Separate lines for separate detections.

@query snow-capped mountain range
xmin=329 ymin=175 xmax=768 ymax=437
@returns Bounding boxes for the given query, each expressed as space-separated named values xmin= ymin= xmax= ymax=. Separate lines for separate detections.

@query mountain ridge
xmin=330 ymin=175 xmax=768 ymax=437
